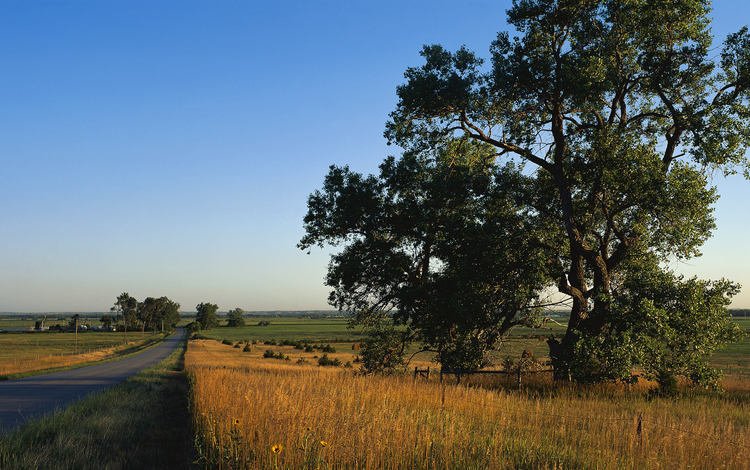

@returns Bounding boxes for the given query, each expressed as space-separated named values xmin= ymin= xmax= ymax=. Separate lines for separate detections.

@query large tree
xmin=137 ymin=296 xmax=180 ymax=333
xmin=382 ymin=0 xmax=749 ymax=381
xmin=301 ymin=141 xmax=554 ymax=370
xmin=111 ymin=292 xmax=138 ymax=332
xmin=196 ymin=302 xmax=219 ymax=330
xmin=226 ymin=308 xmax=245 ymax=327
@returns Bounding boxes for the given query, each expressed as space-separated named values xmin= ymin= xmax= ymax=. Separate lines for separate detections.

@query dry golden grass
xmin=186 ymin=340 xmax=750 ymax=469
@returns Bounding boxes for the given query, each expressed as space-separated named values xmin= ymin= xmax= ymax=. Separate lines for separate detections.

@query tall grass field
xmin=186 ymin=339 xmax=750 ymax=469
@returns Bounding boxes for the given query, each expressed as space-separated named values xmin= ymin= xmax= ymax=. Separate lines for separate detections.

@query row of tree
xmin=301 ymin=0 xmax=749 ymax=388
xmin=110 ymin=292 xmax=181 ymax=333
xmin=193 ymin=303 xmax=245 ymax=330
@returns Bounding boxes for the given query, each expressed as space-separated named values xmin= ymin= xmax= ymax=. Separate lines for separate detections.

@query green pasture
xmin=199 ymin=317 xmax=364 ymax=342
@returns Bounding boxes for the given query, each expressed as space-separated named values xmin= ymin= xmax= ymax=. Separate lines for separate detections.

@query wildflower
xmin=271 ymin=444 xmax=284 ymax=454
xmin=320 ymin=440 xmax=329 ymax=448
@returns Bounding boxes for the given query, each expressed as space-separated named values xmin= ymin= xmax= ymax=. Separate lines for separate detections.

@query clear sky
xmin=1 ymin=1 xmax=749 ymax=312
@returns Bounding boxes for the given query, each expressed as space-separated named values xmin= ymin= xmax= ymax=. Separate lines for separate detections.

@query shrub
xmin=263 ymin=349 xmax=288 ymax=360
xmin=360 ymin=327 xmax=406 ymax=374
xmin=242 ymin=344 xmax=252 ymax=352
xmin=318 ymin=354 xmax=342 ymax=367
xmin=321 ymin=344 xmax=336 ymax=353
xmin=304 ymin=345 xmax=314 ymax=353
xmin=221 ymin=339 xmax=233 ymax=346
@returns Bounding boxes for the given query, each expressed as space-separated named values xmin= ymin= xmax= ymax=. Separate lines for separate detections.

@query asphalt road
xmin=0 ymin=328 xmax=185 ymax=433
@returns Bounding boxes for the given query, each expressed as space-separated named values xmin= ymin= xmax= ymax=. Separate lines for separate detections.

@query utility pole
xmin=74 ymin=315 xmax=79 ymax=354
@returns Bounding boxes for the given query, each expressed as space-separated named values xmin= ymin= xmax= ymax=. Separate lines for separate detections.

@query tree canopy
xmin=138 ymin=296 xmax=181 ymax=332
xmin=301 ymin=141 xmax=554 ymax=370
xmin=227 ymin=308 xmax=245 ymax=327
xmin=196 ymin=302 xmax=220 ymax=330
xmin=303 ymin=0 xmax=749 ymax=385
xmin=111 ymin=292 xmax=138 ymax=331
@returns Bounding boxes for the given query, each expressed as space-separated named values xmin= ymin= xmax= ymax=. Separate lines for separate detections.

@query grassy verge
xmin=0 ymin=338 xmax=194 ymax=469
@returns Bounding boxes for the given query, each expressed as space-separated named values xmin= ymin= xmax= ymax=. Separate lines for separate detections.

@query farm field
xmin=197 ymin=316 xmax=750 ymax=381
xmin=0 ymin=331 xmax=162 ymax=377
xmin=186 ymin=339 xmax=750 ymax=469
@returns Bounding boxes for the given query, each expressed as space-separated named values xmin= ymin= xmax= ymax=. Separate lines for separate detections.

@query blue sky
xmin=1 ymin=1 xmax=749 ymax=312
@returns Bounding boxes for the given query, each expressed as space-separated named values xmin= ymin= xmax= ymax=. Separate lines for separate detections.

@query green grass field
xmin=199 ymin=317 xmax=364 ymax=342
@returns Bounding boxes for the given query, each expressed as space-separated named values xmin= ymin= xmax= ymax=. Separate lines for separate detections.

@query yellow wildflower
xmin=271 ymin=444 xmax=284 ymax=454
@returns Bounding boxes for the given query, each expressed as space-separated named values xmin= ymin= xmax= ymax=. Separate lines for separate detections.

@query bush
xmin=360 ymin=327 xmax=406 ymax=374
xmin=317 ymin=354 xmax=342 ymax=367
xmin=321 ymin=344 xmax=336 ymax=353
xmin=221 ymin=339 xmax=233 ymax=346
xmin=257 ymin=320 xmax=271 ymax=327
xmin=242 ymin=344 xmax=252 ymax=352
xmin=263 ymin=349 xmax=288 ymax=360
xmin=304 ymin=345 xmax=314 ymax=353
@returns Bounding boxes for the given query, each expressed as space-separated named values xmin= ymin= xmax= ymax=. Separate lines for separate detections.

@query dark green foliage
xmin=359 ymin=326 xmax=407 ymax=374
xmin=570 ymin=257 xmax=744 ymax=388
xmin=242 ymin=344 xmax=251 ymax=352
xmin=300 ymin=142 xmax=552 ymax=372
xmin=195 ymin=302 xmax=219 ymax=330
xmin=317 ymin=354 xmax=341 ymax=367
xmin=257 ymin=320 xmax=271 ymax=327
xmin=222 ymin=339 xmax=233 ymax=346
xmin=111 ymin=292 xmax=138 ymax=331
xmin=226 ymin=308 xmax=245 ymax=327
xmin=262 ymin=349 xmax=288 ymax=360
xmin=138 ymin=297 xmax=181 ymax=333
xmin=326 ymin=0 xmax=750 ymax=382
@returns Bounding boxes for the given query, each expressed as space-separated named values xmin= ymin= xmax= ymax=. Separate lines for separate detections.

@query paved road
xmin=0 ymin=328 xmax=186 ymax=433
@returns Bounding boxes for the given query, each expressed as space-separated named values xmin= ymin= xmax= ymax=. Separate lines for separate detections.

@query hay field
xmin=186 ymin=339 xmax=750 ymax=469
xmin=0 ymin=332 xmax=159 ymax=376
